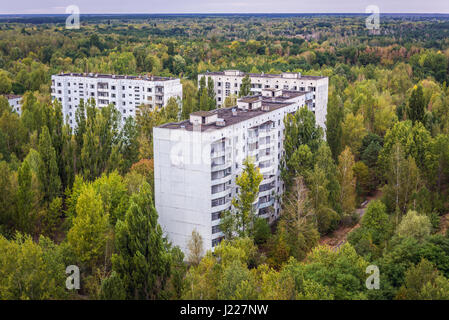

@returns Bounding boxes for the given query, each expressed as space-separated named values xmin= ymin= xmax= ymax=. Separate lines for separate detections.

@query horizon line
xmin=1 ymin=12 xmax=449 ymax=15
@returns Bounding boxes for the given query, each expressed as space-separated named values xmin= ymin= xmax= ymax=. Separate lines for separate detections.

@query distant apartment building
xmin=153 ymin=88 xmax=320 ymax=254
xmin=198 ymin=70 xmax=328 ymax=129
xmin=51 ymin=73 xmax=182 ymax=127
xmin=3 ymin=94 xmax=22 ymax=115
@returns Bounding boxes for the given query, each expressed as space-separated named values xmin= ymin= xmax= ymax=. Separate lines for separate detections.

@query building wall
xmin=51 ymin=74 xmax=182 ymax=127
xmin=7 ymin=97 xmax=22 ymax=115
xmin=154 ymin=96 xmax=306 ymax=255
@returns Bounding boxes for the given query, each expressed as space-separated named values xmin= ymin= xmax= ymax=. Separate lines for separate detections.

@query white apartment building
xmin=154 ymin=88 xmax=318 ymax=254
xmin=3 ymin=94 xmax=22 ymax=115
xmin=51 ymin=73 xmax=182 ymax=127
xmin=198 ymin=70 xmax=328 ymax=129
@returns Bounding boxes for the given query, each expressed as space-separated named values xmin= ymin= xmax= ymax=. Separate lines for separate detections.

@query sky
xmin=1 ymin=0 xmax=449 ymax=14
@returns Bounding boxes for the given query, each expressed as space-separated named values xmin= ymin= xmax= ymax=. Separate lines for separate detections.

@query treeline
xmin=0 ymin=15 xmax=448 ymax=97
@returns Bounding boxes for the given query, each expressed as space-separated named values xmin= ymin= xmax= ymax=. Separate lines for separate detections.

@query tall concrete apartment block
xmin=154 ymin=88 xmax=320 ymax=254
xmin=198 ymin=70 xmax=328 ymax=129
xmin=51 ymin=73 xmax=182 ymax=127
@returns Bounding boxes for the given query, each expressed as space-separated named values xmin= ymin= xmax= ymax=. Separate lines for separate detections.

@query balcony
xmin=211 ymin=187 xmax=232 ymax=200
xmin=97 ymin=83 xmax=109 ymax=90
xmin=263 ymin=173 xmax=275 ymax=182
xmin=211 ymin=200 xmax=232 ymax=212
xmin=211 ymin=174 xmax=232 ymax=186
xmin=260 ymin=166 xmax=274 ymax=175
xmin=247 ymin=135 xmax=258 ymax=144
xmin=211 ymin=160 xmax=232 ymax=172
xmin=211 ymin=148 xmax=226 ymax=158
xmin=259 ymin=129 xmax=272 ymax=138
xmin=258 ymin=198 xmax=274 ymax=209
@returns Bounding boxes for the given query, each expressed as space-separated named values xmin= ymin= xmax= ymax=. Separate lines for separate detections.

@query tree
xmin=353 ymin=161 xmax=371 ymax=197
xmin=397 ymin=210 xmax=432 ymax=241
xmin=99 ymin=271 xmax=126 ymax=300
xmin=163 ymin=97 xmax=179 ymax=121
xmin=342 ymin=113 xmax=367 ymax=156
xmin=253 ymin=217 xmax=271 ymax=245
xmin=289 ymin=244 xmax=369 ymax=300
xmin=187 ymin=230 xmax=204 ymax=266
xmin=278 ymin=176 xmax=319 ymax=260
xmin=315 ymin=142 xmax=341 ymax=212
xmin=288 ymin=144 xmax=313 ymax=177
xmin=396 ymin=259 xmax=449 ymax=300
xmin=224 ymin=94 xmax=237 ymax=107
xmin=408 ymin=85 xmax=426 ymax=124
xmin=383 ymin=143 xmax=421 ymax=218
xmin=181 ymin=80 xmax=197 ymax=119
xmin=67 ymin=185 xmax=110 ymax=271
xmin=307 ymin=164 xmax=339 ymax=234
xmin=338 ymin=147 xmax=356 ymax=216
xmin=326 ymin=91 xmax=344 ymax=159
xmin=38 ymin=126 xmax=61 ymax=203
xmin=281 ymin=107 xmax=323 ymax=187
xmin=119 ymin=117 xmax=139 ymax=173
xmin=207 ymin=77 xmax=216 ymax=110
xmin=218 ymin=260 xmax=256 ymax=299
xmin=239 ymin=75 xmax=251 ymax=97
xmin=0 ymin=234 xmax=68 ymax=299
xmin=231 ymin=157 xmax=263 ymax=238
xmin=112 ymin=182 xmax=171 ymax=299
xmin=0 ymin=162 xmax=14 ymax=234
xmin=360 ymin=200 xmax=392 ymax=244
xmin=0 ymin=70 xmax=12 ymax=94
xmin=15 ymin=160 xmax=35 ymax=234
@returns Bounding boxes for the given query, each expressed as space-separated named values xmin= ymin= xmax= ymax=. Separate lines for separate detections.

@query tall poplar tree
xmin=38 ymin=126 xmax=61 ymax=203
xmin=239 ymin=75 xmax=251 ymax=97
xmin=408 ymin=85 xmax=426 ymax=124
xmin=231 ymin=157 xmax=263 ymax=237
xmin=112 ymin=182 xmax=171 ymax=299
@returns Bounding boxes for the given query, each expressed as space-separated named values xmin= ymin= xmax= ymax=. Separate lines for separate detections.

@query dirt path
xmin=319 ymin=190 xmax=383 ymax=250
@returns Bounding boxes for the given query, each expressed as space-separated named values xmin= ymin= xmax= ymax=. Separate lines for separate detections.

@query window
xmin=212 ymin=237 xmax=224 ymax=247
xmin=211 ymin=197 xmax=228 ymax=207
xmin=212 ymin=225 xmax=221 ymax=234
xmin=211 ymin=212 xmax=221 ymax=221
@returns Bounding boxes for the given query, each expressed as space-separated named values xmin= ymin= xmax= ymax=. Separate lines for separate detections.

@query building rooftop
xmin=53 ymin=73 xmax=177 ymax=82
xmin=201 ymin=70 xmax=326 ymax=81
xmin=159 ymin=93 xmax=303 ymax=132
xmin=3 ymin=94 xmax=22 ymax=100
xmin=190 ymin=110 xmax=216 ymax=117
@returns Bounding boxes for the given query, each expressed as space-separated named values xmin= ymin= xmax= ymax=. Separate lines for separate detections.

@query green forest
xmin=0 ymin=14 xmax=449 ymax=300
